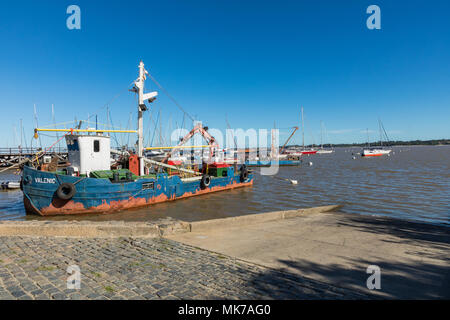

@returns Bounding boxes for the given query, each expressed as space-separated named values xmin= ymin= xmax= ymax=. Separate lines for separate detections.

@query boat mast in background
xmin=301 ymin=106 xmax=304 ymax=149
xmin=299 ymin=106 xmax=318 ymax=155
xmin=320 ymin=120 xmax=323 ymax=149
xmin=316 ymin=121 xmax=334 ymax=154
xmin=366 ymin=128 xmax=370 ymax=147
xmin=379 ymin=118 xmax=383 ymax=147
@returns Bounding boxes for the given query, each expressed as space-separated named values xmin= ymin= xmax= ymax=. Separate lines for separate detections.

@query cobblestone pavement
xmin=0 ymin=236 xmax=369 ymax=300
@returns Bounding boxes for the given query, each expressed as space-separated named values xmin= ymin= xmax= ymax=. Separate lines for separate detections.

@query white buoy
xmin=290 ymin=180 xmax=298 ymax=185
xmin=352 ymin=156 xmax=356 ymax=160
xmin=308 ymin=162 xmax=313 ymax=166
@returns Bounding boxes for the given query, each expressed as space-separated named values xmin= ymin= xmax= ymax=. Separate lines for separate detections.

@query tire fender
xmin=200 ymin=174 xmax=211 ymax=189
xmin=56 ymin=182 xmax=76 ymax=200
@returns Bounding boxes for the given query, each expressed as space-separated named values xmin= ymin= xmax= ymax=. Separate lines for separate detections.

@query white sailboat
xmin=362 ymin=120 xmax=392 ymax=157
xmin=300 ymin=106 xmax=317 ymax=155
xmin=316 ymin=121 xmax=334 ymax=154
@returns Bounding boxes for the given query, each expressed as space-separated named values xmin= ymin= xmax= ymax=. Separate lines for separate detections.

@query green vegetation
xmin=143 ymin=262 xmax=166 ymax=269
xmin=128 ymin=259 xmax=166 ymax=269
xmin=104 ymin=286 xmax=115 ymax=293
xmin=128 ymin=261 xmax=141 ymax=267
xmin=34 ymin=265 xmax=56 ymax=272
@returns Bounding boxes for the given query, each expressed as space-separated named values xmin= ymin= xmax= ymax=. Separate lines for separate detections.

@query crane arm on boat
xmin=162 ymin=122 xmax=219 ymax=163
xmin=280 ymin=126 xmax=299 ymax=154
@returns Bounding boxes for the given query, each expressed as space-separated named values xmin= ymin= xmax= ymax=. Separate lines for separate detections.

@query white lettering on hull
xmin=35 ymin=177 xmax=56 ymax=184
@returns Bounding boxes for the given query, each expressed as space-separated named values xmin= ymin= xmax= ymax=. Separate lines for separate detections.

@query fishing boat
xmin=245 ymin=148 xmax=302 ymax=167
xmin=222 ymin=120 xmax=302 ymax=168
xmin=20 ymin=61 xmax=253 ymax=216
xmin=361 ymin=120 xmax=392 ymax=157
xmin=245 ymin=159 xmax=301 ymax=167
xmin=244 ymin=126 xmax=302 ymax=168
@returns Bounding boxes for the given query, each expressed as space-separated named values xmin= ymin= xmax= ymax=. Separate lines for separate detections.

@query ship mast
xmin=137 ymin=62 xmax=145 ymax=174
xmin=134 ymin=61 xmax=158 ymax=175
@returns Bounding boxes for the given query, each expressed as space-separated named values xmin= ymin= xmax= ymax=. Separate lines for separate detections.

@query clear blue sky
xmin=0 ymin=0 xmax=449 ymax=148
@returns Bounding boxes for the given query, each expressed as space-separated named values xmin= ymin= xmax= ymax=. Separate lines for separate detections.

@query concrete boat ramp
xmin=168 ymin=208 xmax=450 ymax=299
xmin=0 ymin=206 xmax=448 ymax=299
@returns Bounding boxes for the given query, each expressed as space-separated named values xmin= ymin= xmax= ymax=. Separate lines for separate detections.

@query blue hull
xmin=244 ymin=160 xmax=301 ymax=167
xmin=21 ymin=165 xmax=253 ymax=216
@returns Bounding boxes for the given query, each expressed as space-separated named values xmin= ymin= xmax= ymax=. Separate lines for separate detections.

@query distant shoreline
xmin=289 ymin=139 xmax=450 ymax=148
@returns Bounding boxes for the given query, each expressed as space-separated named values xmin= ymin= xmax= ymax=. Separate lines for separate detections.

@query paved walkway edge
xmin=0 ymin=205 xmax=341 ymax=238
xmin=189 ymin=205 xmax=341 ymax=232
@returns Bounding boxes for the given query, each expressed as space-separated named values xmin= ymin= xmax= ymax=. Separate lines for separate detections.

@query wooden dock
xmin=0 ymin=147 xmax=67 ymax=168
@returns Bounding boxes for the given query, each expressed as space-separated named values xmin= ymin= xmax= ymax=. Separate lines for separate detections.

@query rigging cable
xmin=147 ymin=72 xmax=195 ymax=122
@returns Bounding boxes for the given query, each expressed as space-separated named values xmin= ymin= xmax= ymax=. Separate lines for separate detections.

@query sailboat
xmin=20 ymin=61 xmax=253 ymax=216
xmin=316 ymin=121 xmax=334 ymax=154
xmin=362 ymin=119 xmax=392 ymax=157
xmin=300 ymin=107 xmax=317 ymax=155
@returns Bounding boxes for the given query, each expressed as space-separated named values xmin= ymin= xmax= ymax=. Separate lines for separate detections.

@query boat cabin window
xmin=94 ymin=140 xmax=100 ymax=152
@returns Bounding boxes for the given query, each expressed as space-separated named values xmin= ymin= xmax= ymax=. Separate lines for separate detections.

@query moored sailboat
xmin=299 ymin=107 xmax=317 ymax=155
xmin=362 ymin=120 xmax=392 ymax=157
xmin=316 ymin=121 xmax=334 ymax=154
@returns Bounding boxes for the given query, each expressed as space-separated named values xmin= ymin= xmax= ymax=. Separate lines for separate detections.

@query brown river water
xmin=0 ymin=145 xmax=449 ymax=226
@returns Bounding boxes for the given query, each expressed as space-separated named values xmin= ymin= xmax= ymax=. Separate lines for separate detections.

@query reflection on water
xmin=0 ymin=145 xmax=449 ymax=226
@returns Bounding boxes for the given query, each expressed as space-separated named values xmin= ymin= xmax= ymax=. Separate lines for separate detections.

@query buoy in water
xmin=290 ymin=180 xmax=298 ymax=185
xmin=352 ymin=156 xmax=356 ymax=160
xmin=308 ymin=162 xmax=313 ymax=166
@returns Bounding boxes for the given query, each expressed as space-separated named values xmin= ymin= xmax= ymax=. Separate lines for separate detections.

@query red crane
xmin=162 ymin=123 xmax=219 ymax=163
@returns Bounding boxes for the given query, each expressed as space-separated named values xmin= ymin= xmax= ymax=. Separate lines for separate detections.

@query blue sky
xmin=0 ymin=0 xmax=449 ymax=148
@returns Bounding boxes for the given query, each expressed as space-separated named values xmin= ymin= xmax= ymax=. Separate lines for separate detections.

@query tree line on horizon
xmin=288 ymin=139 xmax=450 ymax=148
